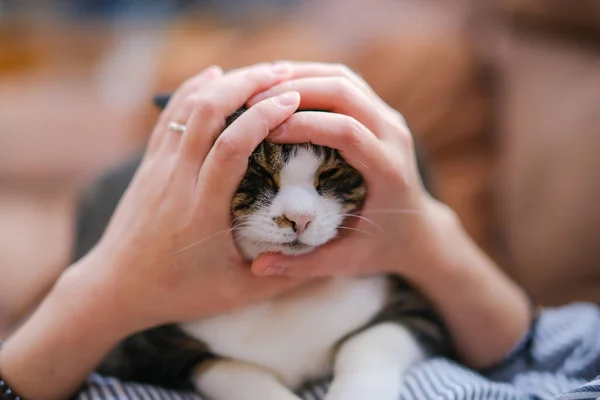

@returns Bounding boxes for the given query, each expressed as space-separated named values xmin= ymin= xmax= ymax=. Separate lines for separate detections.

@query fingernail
xmin=272 ymin=62 xmax=291 ymax=76
xmin=263 ymin=266 xmax=287 ymax=275
xmin=275 ymin=91 xmax=300 ymax=107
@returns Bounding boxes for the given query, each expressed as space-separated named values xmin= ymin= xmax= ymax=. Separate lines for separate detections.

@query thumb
xmin=251 ymin=237 xmax=363 ymax=277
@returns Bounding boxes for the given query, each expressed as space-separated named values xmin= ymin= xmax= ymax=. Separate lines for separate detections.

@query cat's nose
xmin=285 ymin=213 xmax=314 ymax=234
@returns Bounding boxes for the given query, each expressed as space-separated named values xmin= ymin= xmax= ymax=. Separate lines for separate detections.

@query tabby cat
xmin=75 ymin=104 xmax=450 ymax=400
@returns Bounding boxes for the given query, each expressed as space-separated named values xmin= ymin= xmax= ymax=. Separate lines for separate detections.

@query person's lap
xmin=76 ymin=357 xmax=583 ymax=400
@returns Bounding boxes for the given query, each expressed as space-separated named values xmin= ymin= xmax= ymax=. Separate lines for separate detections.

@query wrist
xmin=395 ymin=196 xmax=467 ymax=283
xmin=395 ymin=197 xmax=532 ymax=368
xmin=398 ymin=196 xmax=506 ymax=301
xmin=0 ymin=255 xmax=133 ymax=400
xmin=57 ymin=251 xmax=139 ymax=340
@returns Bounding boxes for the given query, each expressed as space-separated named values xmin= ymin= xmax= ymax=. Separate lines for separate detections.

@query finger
xmin=268 ymin=111 xmax=392 ymax=180
xmin=159 ymin=65 xmax=224 ymax=127
xmin=270 ymin=61 xmax=374 ymax=95
xmin=177 ymin=64 xmax=291 ymax=171
xmin=233 ymin=271 xmax=310 ymax=306
xmin=148 ymin=66 xmax=223 ymax=155
xmin=251 ymin=236 xmax=363 ymax=278
xmin=246 ymin=77 xmax=387 ymax=136
xmin=168 ymin=63 xmax=271 ymax=131
xmin=249 ymin=61 xmax=405 ymax=131
xmin=196 ymin=91 xmax=301 ymax=206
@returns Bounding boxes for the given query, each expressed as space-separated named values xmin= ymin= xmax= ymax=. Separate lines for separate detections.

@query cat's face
xmin=231 ymin=141 xmax=367 ymax=260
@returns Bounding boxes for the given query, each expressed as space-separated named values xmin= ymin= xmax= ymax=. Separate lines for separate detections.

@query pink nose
xmin=285 ymin=213 xmax=314 ymax=234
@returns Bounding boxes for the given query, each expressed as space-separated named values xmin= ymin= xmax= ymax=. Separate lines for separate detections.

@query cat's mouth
xmin=284 ymin=240 xmax=311 ymax=251
xmin=263 ymin=240 xmax=315 ymax=255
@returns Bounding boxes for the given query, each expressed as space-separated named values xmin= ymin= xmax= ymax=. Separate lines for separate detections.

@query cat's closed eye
xmin=251 ymin=162 xmax=276 ymax=187
xmin=316 ymin=167 xmax=341 ymax=191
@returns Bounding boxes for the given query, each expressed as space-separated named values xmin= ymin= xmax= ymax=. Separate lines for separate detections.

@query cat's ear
xmin=153 ymin=93 xmax=172 ymax=110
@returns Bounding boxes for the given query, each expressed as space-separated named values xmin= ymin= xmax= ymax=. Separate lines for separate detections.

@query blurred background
xmin=1 ymin=0 xmax=600 ymax=335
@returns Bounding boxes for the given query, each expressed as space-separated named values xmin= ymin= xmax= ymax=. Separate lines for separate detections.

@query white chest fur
xmin=180 ymin=276 xmax=389 ymax=389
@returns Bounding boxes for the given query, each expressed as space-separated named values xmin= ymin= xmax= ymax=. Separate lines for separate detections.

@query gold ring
xmin=168 ymin=121 xmax=187 ymax=133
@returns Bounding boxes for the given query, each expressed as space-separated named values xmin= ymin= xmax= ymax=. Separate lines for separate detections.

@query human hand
xmin=70 ymin=63 xmax=305 ymax=334
xmin=247 ymin=62 xmax=457 ymax=279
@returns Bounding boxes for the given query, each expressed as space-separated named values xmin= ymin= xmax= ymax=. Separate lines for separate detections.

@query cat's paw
xmin=324 ymin=380 xmax=400 ymax=400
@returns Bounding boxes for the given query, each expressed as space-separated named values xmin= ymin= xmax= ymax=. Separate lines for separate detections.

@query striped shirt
xmin=73 ymin=302 xmax=600 ymax=400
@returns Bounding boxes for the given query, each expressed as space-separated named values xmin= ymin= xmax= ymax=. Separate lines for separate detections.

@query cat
xmin=75 ymin=105 xmax=450 ymax=400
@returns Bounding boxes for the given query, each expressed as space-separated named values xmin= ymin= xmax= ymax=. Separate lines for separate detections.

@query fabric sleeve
xmin=483 ymin=302 xmax=600 ymax=383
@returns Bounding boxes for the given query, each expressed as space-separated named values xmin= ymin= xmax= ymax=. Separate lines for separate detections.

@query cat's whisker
xmin=222 ymin=225 xmax=249 ymax=231
xmin=172 ymin=226 xmax=251 ymax=254
xmin=231 ymin=221 xmax=257 ymax=228
xmin=348 ymin=157 xmax=370 ymax=170
xmin=233 ymin=234 xmax=248 ymax=242
xmin=231 ymin=223 xmax=254 ymax=229
xmin=363 ymin=208 xmax=426 ymax=216
xmin=229 ymin=227 xmax=251 ymax=233
xmin=338 ymin=214 xmax=383 ymax=232
xmin=231 ymin=215 xmax=252 ymax=225
xmin=171 ymin=228 xmax=239 ymax=254
xmin=336 ymin=226 xmax=375 ymax=237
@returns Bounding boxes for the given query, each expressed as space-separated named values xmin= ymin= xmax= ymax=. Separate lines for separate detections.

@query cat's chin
xmin=276 ymin=242 xmax=316 ymax=256
xmin=237 ymin=239 xmax=317 ymax=260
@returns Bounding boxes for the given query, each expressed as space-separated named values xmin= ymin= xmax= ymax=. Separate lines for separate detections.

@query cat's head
xmin=231 ymin=140 xmax=367 ymax=260
xmin=225 ymin=109 xmax=366 ymax=260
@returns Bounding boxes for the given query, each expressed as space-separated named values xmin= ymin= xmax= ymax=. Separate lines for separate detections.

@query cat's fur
xmin=75 ymin=106 xmax=449 ymax=400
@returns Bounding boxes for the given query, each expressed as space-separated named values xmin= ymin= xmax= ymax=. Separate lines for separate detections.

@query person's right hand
xmin=68 ymin=63 xmax=305 ymax=335
xmin=245 ymin=62 xmax=453 ymax=279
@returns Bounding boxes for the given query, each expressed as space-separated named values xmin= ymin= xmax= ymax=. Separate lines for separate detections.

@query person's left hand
xmin=71 ymin=64 xmax=307 ymax=332
xmin=245 ymin=62 xmax=457 ymax=280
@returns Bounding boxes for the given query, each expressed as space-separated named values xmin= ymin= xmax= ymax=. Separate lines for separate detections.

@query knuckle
xmin=332 ymin=77 xmax=358 ymax=100
xmin=247 ymin=62 xmax=271 ymax=72
xmin=399 ymin=128 xmax=414 ymax=150
xmin=179 ymin=77 xmax=195 ymax=92
xmin=279 ymin=80 xmax=294 ymax=91
xmin=385 ymin=109 xmax=413 ymax=146
xmin=180 ymin=74 xmax=201 ymax=91
xmin=390 ymin=108 xmax=409 ymax=129
xmin=258 ymin=98 xmax=278 ymax=116
xmin=180 ymin=95 xmax=197 ymax=113
xmin=227 ymin=64 xmax=262 ymax=78
xmin=332 ymin=63 xmax=353 ymax=77
xmin=179 ymin=74 xmax=215 ymax=95
xmin=395 ymin=119 xmax=414 ymax=148
xmin=252 ymin=103 xmax=274 ymax=131
xmin=191 ymin=96 xmax=219 ymax=121
xmin=390 ymin=162 xmax=411 ymax=190
xmin=378 ymin=148 xmax=411 ymax=189
xmin=296 ymin=112 xmax=311 ymax=131
xmin=246 ymin=65 xmax=273 ymax=80
xmin=213 ymin=133 xmax=240 ymax=159
xmin=339 ymin=117 xmax=365 ymax=145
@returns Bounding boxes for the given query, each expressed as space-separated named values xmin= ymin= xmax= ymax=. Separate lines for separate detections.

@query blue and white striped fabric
xmin=76 ymin=303 xmax=600 ymax=400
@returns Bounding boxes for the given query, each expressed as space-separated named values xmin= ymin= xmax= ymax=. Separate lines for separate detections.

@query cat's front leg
xmin=193 ymin=359 xmax=301 ymax=400
xmin=325 ymin=322 xmax=425 ymax=400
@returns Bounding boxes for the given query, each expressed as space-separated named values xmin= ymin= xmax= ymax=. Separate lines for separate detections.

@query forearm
xmin=404 ymin=202 xmax=532 ymax=369
xmin=0 ymin=259 xmax=129 ymax=400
